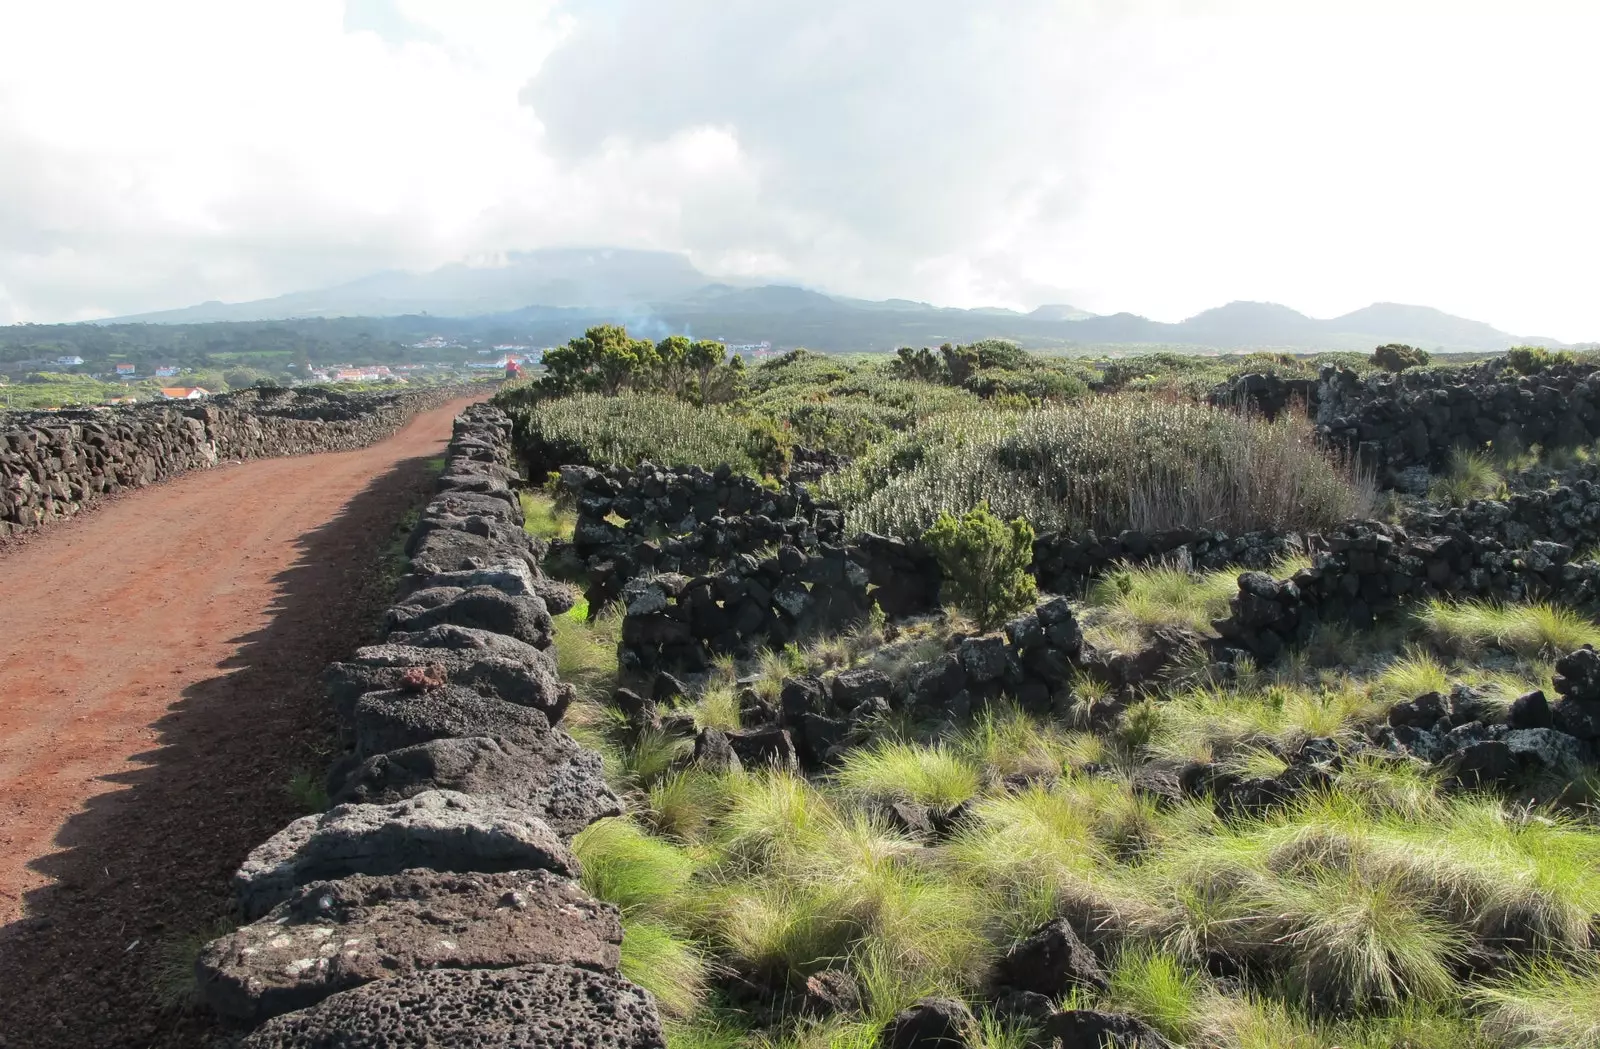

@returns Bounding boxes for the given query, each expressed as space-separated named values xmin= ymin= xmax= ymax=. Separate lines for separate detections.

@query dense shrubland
xmin=497 ymin=336 xmax=1600 ymax=1049
xmin=821 ymin=398 xmax=1374 ymax=540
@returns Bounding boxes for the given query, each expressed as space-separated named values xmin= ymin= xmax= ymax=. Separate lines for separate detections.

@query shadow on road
xmin=0 ymin=451 xmax=443 ymax=1049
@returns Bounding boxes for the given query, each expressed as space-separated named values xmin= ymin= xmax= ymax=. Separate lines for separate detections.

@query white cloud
xmin=1 ymin=0 xmax=1598 ymax=339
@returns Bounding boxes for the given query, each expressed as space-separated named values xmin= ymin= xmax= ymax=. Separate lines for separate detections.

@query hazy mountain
xmin=104 ymin=250 xmax=1574 ymax=352
xmin=114 ymin=248 xmax=715 ymax=323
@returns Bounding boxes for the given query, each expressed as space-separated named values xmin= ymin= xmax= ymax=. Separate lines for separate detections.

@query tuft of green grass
xmin=284 ymin=766 xmax=329 ymax=813
xmin=520 ymin=489 xmax=576 ymax=541
xmin=1474 ymin=957 xmax=1600 ymax=1049
xmin=834 ymin=742 xmax=980 ymax=808
xmin=690 ymin=686 xmax=743 ymax=733
xmin=1371 ymin=646 xmax=1451 ymax=702
xmin=1263 ymin=866 xmax=1463 ymax=1007
xmin=1414 ymin=598 xmax=1600 ymax=659
xmin=572 ymin=817 xmax=699 ymax=920
xmin=1085 ymin=560 xmax=1242 ymax=638
xmin=150 ymin=919 xmax=235 ymax=1012
xmin=956 ymin=703 xmax=1072 ymax=782
xmin=553 ymin=601 xmax=622 ymax=700
xmin=619 ymin=919 xmax=709 ymax=1019
xmin=1429 ymin=448 xmax=1505 ymax=506
xmin=1100 ymin=945 xmax=1205 ymax=1043
xmin=647 ymin=769 xmax=733 ymax=842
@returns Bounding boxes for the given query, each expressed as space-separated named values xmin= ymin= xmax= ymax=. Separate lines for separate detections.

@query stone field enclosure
xmin=137 ymin=340 xmax=1600 ymax=1047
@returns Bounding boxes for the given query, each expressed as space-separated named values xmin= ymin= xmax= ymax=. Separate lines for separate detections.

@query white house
xmin=159 ymin=386 xmax=210 ymax=400
xmin=55 ymin=355 xmax=85 ymax=366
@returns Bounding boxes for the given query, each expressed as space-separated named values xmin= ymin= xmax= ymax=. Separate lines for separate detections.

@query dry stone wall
xmin=197 ymin=404 xmax=666 ymax=1047
xmin=0 ymin=385 xmax=470 ymax=537
xmin=1315 ymin=359 xmax=1600 ymax=483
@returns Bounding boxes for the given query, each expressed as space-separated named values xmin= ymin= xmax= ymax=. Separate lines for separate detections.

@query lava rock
xmin=991 ymin=918 xmax=1107 ymax=999
xmin=801 ymin=969 xmax=862 ymax=1018
xmin=328 ymin=735 xmax=621 ymax=838
xmin=387 ymin=586 xmax=553 ymax=649
xmin=239 ymin=963 xmax=664 ymax=1049
xmin=234 ymin=790 xmax=577 ymax=920
xmin=880 ymin=998 xmax=976 ymax=1049
xmin=726 ymin=726 xmax=799 ymax=772
xmin=692 ymin=728 xmax=743 ymax=774
xmin=1039 ymin=1009 xmax=1173 ymax=1049
xmin=198 ymin=869 xmax=620 ymax=1023
xmin=351 ymin=685 xmax=555 ymax=758
xmin=1507 ymin=690 xmax=1553 ymax=730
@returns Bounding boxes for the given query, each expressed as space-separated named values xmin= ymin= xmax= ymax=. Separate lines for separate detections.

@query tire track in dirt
xmin=0 ymin=394 xmax=481 ymax=1048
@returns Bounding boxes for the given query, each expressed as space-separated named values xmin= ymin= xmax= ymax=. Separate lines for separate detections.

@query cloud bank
xmin=1 ymin=0 xmax=1598 ymax=339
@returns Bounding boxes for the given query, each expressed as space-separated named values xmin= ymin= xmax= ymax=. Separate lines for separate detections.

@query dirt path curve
xmin=0 ymin=394 xmax=482 ymax=1049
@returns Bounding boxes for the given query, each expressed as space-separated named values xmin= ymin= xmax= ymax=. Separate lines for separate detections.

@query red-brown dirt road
xmin=0 ymin=395 xmax=482 ymax=1048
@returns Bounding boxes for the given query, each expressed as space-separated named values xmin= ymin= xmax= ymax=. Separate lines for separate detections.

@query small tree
xmin=1370 ymin=343 xmax=1430 ymax=372
xmin=921 ymin=502 xmax=1038 ymax=630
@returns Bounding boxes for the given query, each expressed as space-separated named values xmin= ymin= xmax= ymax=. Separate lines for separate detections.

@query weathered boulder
xmin=198 ymin=869 xmax=620 ymax=1023
xmin=1503 ymin=727 xmax=1591 ymax=778
xmin=801 ymin=968 xmax=862 ymax=1018
xmin=385 ymin=623 xmax=548 ymax=661
xmin=831 ymin=667 xmax=892 ymax=707
xmin=1507 ymin=689 xmax=1553 ymax=730
xmin=329 ymin=735 xmax=621 ymax=838
xmin=726 ymin=726 xmax=799 ymax=772
xmin=399 ymin=559 xmax=539 ymax=601
xmin=409 ymin=525 xmax=541 ymax=575
xmin=692 ymin=729 xmax=743 ymax=774
xmin=234 ymin=791 xmax=576 ymax=919
xmin=326 ymin=646 xmax=569 ymax=729
xmin=880 ymin=998 xmax=975 ymax=1049
xmin=991 ymin=918 xmax=1107 ymax=999
xmin=351 ymin=685 xmax=554 ymax=758
xmin=387 ymin=585 xmax=553 ymax=649
xmin=239 ymin=963 xmax=665 ymax=1049
xmin=1040 ymin=1009 xmax=1173 ymax=1049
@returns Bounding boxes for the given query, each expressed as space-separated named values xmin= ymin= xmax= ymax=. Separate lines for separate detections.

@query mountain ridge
xmin=101 ymin=248 xmax=1577 ymax=352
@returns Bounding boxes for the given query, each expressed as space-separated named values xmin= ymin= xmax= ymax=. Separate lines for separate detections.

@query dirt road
xmin=0 ymin=395 xmax=481 ymax=1048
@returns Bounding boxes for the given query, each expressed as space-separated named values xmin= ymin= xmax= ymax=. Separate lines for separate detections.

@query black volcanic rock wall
xmin=0 ymin=386 xmax=469 ymax=537
xmin=195 ymin=404 xmax=666 ymax=1047
xmin=1315 ymin=360 xmax=1600 ymax=483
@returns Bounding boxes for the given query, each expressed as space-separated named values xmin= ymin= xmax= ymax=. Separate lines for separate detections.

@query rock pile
xmin=195 ymin=404 xmax=665 ymax=1046
xmin=0 ymin=385 xmax=469 ymax=537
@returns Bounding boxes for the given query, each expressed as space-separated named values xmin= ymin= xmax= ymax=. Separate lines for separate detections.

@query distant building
xmin=55 ymin=355 xmax=85 ymax=366
xmin=114 ymin=363 xmax=136 ymax=376
xmin=155 ymin=365 xmax=179 ymax=377
xmin=159 ymin=386 xmax=209 ymax=400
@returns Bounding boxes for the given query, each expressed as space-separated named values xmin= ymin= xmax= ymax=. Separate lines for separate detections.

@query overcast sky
xmin=2 ymin=1 xmax=1598 ymax=338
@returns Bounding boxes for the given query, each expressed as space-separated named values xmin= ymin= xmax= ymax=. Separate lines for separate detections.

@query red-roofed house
xmin=159 ymin=386 xmax=210 ymax=400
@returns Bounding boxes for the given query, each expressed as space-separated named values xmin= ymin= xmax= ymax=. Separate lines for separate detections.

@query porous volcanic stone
xmin=198 ymin=869 xmax=621 ymax=1023
xmin=1040 ymin=1009 xmax=1173 ymax=1048
xmin=387 ymin=585 xmax=553 ymax=649
xmin=326 ymin=646 xmax=569 ymax=728
xmin=234 ymin=790 xmax=576 ymax=919
xmin=240 ymin=963 xmax=665 ymax=1049
xmin=880 ymin=998 xmax=975 ymax=1049
xmin=351 ymin=685 xmax=553 ymax=758
xmin=329 ymin=735 xmax=621 ymax=837
xmin=386 ymin=623 xmax=547 ymax=660
xmin=992 ymin=918 xmax=1107 ymax=998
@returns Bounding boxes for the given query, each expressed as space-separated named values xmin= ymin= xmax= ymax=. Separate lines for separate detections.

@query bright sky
xmin=2 ymin=0 xmax=1597 ymax=339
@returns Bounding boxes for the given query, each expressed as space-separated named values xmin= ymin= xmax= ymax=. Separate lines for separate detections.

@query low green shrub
xmin=921 ymin=503 xmax=1038 ymax=630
